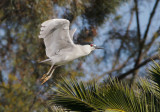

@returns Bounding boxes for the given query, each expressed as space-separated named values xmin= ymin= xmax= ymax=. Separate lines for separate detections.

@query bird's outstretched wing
xmin=39 ymin=19 xmax=76 ymax=58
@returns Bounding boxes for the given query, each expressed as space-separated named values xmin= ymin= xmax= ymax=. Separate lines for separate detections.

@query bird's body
xmin=39 ymin=19 xmax=103 ymax=84
xmin=41 ymin=44 xmax=91 ymax=66
xmin=51 ymin=45 xmax=91 ymax=65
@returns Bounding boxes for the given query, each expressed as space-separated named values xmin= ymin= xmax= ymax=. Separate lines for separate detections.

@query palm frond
xmin=50 ymin=106 xmax=66 ymax=112
xmin=49 ymin=78 xmax=99 ymax=111
xmin=138 ymin=78 xmax=160 ymax=112
xmin=98 ymin=79 xmax=143 ymax=112
xmin=48 ymin=61 xmax=160 ymax=112
xmin=49 ymin=78 xmax=153 ymax=112
xmin=143 ymin=60 xmax=160 ymax=100
xmin=148 ymin=60 xmax=160 ymax=87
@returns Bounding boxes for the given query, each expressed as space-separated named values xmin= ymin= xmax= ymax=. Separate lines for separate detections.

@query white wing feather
xmin=39 ymin=19 xmax=75 ymax=58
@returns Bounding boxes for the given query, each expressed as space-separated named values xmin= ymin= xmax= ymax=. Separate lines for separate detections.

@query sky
xmin=0 ymin=0 xmax=160 ymax=82
xmin=79 ymin=0 xmax=160 ymax=80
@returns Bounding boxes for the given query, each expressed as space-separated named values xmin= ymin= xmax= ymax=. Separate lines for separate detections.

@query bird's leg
xmin=41 ymin=67 xmax=55 ymax=85
xmin=42 ymin=66 xmax=55 ymax=83
xmin=40 ymin=65 xmax=54 ymax=81
xmin=41 ymin=65 xmax=57 ymax=84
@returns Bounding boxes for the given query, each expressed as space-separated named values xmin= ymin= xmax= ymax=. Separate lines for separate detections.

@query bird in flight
xmin=39 ymin=19 xmax=103 ymax=84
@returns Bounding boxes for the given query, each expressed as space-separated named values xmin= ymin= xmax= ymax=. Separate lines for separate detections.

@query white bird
xmin=39 ymin=19 xmax=103 ymax=84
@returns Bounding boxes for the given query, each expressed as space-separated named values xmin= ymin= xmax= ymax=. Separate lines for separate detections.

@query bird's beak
xmin=95 ymin=46 xmax=104 ymax=49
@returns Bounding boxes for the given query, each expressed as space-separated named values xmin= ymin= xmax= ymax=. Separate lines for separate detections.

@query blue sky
xmin=78 ymin=0 xmax=160 ymax=80
xmin=0 ymin=0 xmax=160 ymax=81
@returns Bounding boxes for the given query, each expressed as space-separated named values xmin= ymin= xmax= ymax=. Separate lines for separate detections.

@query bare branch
xmin=134 ymin=0 xmax=141 ymax=42
xmin=131 ymin=0 xmax=143 ymax=80
xmin=126 ymin=9 xmax=134 ymax=35
xmin=143 ymin=28 xmax=160 ymax=57
xmin=0 ymin=66 xmax=3 ymax=83
xmin=142 ymin=0 xmax=160 ymax=46
xmin=96 ymin=53 xmax=134 ymax=80
xmin=112 ymin=43 xmax=123 ymax=69
xmin=131 ymin=0 xmax=160 ymax=83
xmin=117 ymin=55 xmax=159 ymax=80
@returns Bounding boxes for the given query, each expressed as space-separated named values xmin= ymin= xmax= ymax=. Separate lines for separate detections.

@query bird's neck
xmin=76 ymin=45 xmax=91 ymax=57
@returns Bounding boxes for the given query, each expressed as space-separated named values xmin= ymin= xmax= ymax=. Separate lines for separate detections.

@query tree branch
xmin=143 ymin=28 xmax=160 ymax=57
xmin=134 ymin=0 xmax=141 ymax=42
xmin=142 ymin=0 xmax=160 ymax=47
xmin=117 ymin=55 xmax=159 ymax=80
xmin=96 ymin=53 xmax=134 ymax=80
xmin=0 ymin=71 xmax=3 ymax=83
xmin=112 ymin=42 xmax=123 ymax=70
xmin=131 ymin=0 xmax=160 ymax=83
xmin=0 ymin=66 xmax=3 ymax=83
xmin=126 ymin=9 xmax=134 ymax=35
xmin=132 ymin=0 xmax=142 ymax=80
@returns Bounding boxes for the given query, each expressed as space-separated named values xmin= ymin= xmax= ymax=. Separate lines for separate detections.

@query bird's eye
xmin=90 ymin=44 xmax=94 ymax=47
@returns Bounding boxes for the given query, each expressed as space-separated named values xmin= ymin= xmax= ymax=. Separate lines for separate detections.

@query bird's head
xmin=79 ymin=43 xmax=104 ymax=56
xmin=89 ymin=44 xmax=104 ymax=51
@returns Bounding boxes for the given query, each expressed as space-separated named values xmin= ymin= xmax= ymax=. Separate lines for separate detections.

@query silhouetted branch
xmin=117 ymin=55 xmax=159 ymax=80
xmin=143 ymin=28 xmax=160 ymax=57
xmin=142 ymin=0 xmax=160 ymax=45
xmin=96 ymin=53 xmax=134 ymax=80
xmin=112 ymin=43 xmax=123 ymax=70
xmin=126 ymin=9 xmax=134 ymax=35
xmin=134 ymin=0 xmax=141 ymax=42
xmin=131 ymin=0 xmax=160 ymax=84
xmin=0 ymin=71 xmax=3 ymax=83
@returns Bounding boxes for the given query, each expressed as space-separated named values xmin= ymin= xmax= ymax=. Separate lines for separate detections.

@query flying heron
xmin=39 ymin=19 xmax=103 ymax=84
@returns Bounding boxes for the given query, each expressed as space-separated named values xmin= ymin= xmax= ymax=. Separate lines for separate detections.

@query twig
xmin=143 ymin=28 xmax=160 ymax=57
xmin=126 ymin=9 xmax=134 ymax=35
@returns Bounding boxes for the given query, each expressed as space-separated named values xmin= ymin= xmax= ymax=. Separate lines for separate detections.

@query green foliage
xmin=83 ymin=0 xmax=125 ymax=26
xmin=49 ymin=79 xmax=99 ymax=111
xmin=0 ymin=74 xmax=44 ymax=112
xmin=148 ymin=60 xmax=160 ymax=87
xmin=49 ymin=61 xmax=160 ymax=112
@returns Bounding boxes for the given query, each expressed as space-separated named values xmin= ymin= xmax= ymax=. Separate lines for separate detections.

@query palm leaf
xmin=49 ymin=78 xmax=99 ymax=111
xmin=148 ymin=60 xmax=160 ymax=87
xmin=138 ymin=78 xmax=160 ymax=112
xmin=98 ymin=79 xmax=143 ymax=112
xmin=142 ymin=61 xmax=160 ymax=100
xmin=48 ymin=78 xmax=147 ymax=111
xmin=48 ymin=70 xmax=160 ymax=112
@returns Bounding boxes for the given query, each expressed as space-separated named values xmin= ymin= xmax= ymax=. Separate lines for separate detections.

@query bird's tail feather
xmin=39 ymin=59 xmax=52 ymax=64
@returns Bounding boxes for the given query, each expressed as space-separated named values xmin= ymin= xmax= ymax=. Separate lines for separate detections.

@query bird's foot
xmin=40 ymin=73 xmax=48 ymax=81
xmin=40 ymin=73 xmax=51 ymax=85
